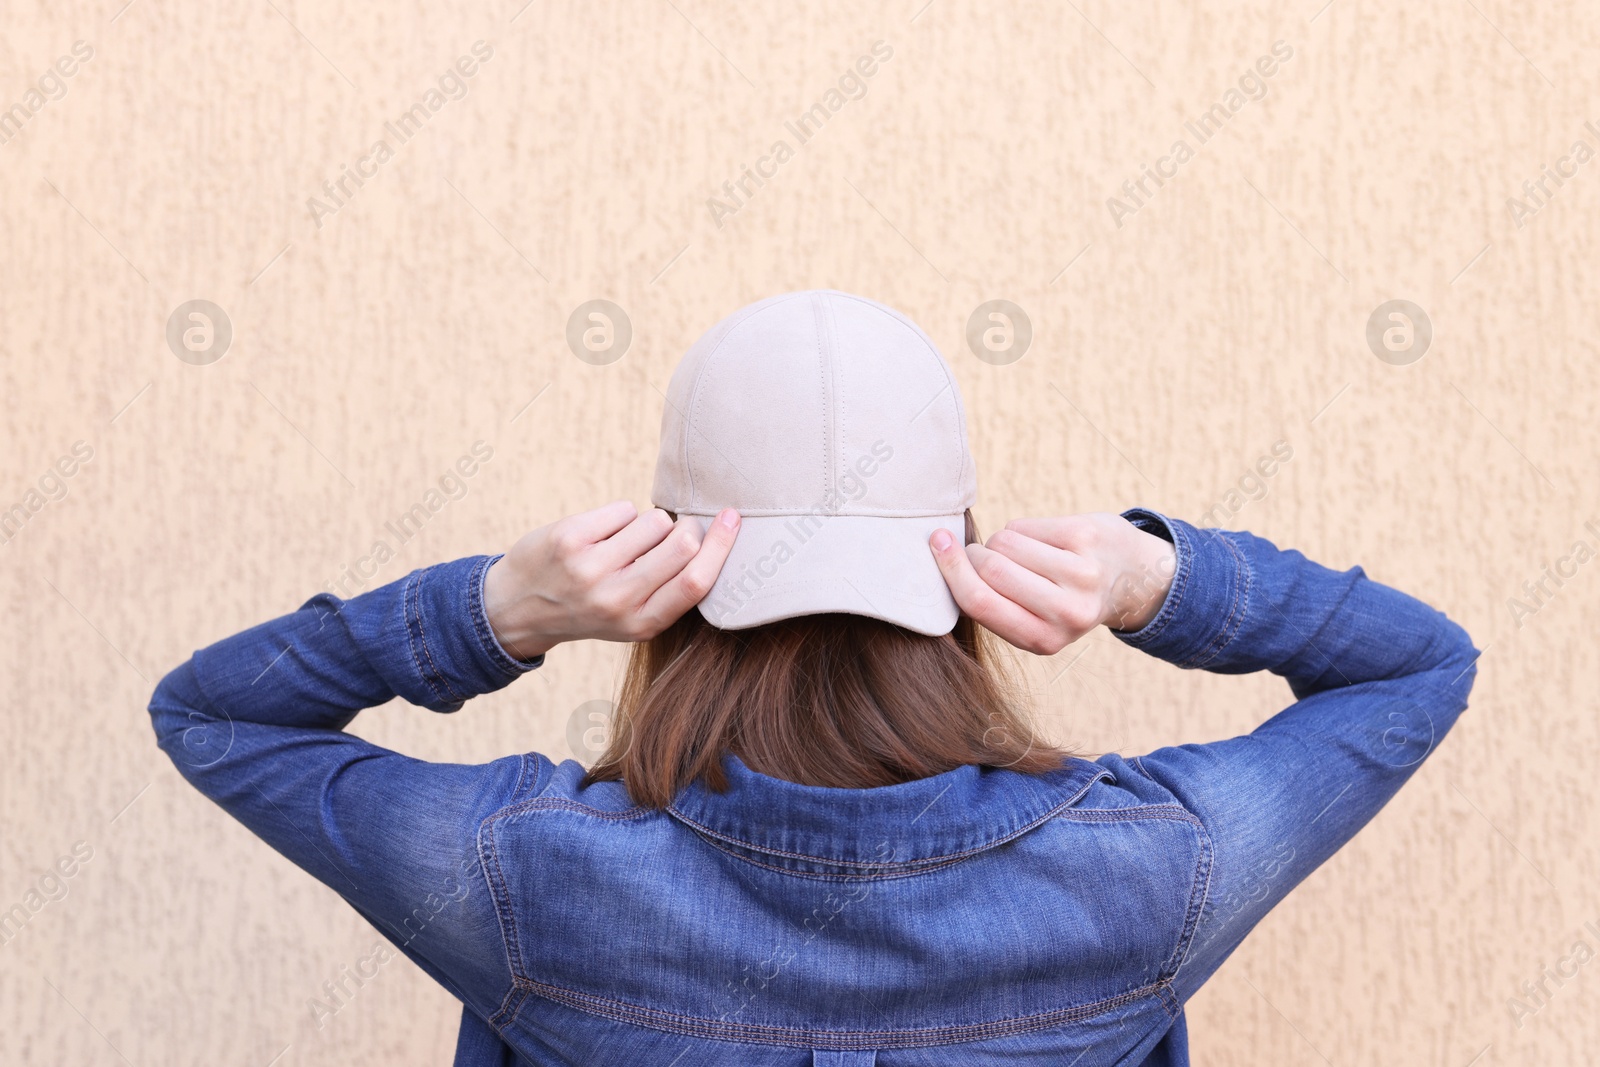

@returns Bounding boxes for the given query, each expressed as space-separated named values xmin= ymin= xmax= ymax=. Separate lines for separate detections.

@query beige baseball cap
xmin=652 ymin=290 xmax=977 ymax=636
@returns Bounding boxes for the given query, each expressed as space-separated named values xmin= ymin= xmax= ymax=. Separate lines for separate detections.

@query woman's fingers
xmin=982 ymin=528 xmax=1100 ymax=590
xmin=967 ymin=545 xmax=1101 ymax=644
xmin=931 ymin=527 xmax=1109 ymax=654
xmin=1002 ymin=515 xmax=1105 ymax=553
xmin=928 ymin=529 xmax=1057 ymax=652
xmin=488 ymin=504 xmax=739 ymax=653
xmin=962 ymin=544 xmax=1069 ymax=617
xmin=622 ymin=514 xmax=707 ymax=592
xmin=636 ymin=510 xmax=742 ymax=629
xmin=554 ymin=499 xmax=640 ymax=549
xmin=591 ymin=507 xmax=677 ymax=571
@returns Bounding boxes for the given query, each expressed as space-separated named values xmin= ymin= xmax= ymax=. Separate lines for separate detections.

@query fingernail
xmin=931 ymin=529 xmax=953 ymax=552
xmin=717 ymin=509 xmax=740 ymax=530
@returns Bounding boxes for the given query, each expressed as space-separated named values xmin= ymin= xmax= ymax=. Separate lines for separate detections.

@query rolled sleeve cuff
xmin=374 ymin=554 xmax=543 ymax=713
xmin=1111 ymin=508 xmax=1251 ymax=670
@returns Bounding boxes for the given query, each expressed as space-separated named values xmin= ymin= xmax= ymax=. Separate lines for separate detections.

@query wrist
xmin=491 ymin=624 xmax=559 ymax=662
xmin=1105 ymin=525 xmax=1176 ymax=632
xmin=483 ymin=556 xmax=560 ymax=661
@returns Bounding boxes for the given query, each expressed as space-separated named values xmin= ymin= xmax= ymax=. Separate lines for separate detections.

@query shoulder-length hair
xmin=582 ymin=512 xmax=1072 ymax=808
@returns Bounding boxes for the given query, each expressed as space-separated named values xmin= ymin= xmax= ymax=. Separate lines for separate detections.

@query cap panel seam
xmin=822 ymin=292 xmax=846 ymax=510
xmin=672 ymin=290 xmax=974 ymax=520
xmin=679 ymin=357 xmax=699 ymax=513
xmin=812 ymin=292 xmax=834 ymax=512
xmin=831 ymin=291 xmax=972 ymax=510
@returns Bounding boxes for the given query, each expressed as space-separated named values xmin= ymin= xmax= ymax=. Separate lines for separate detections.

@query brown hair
xmin=583 ymin=512 xmax=1072 ymax=808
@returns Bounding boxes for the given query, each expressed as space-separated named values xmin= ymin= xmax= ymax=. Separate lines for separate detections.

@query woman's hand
xmin=482 ymin=501 xmax=741 ymax=661
xmin=929 ymin=513 xmax=1177 ymax=656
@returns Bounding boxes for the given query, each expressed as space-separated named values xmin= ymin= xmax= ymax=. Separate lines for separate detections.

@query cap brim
xmin=687 ymin=512 xmax=966 ymax=636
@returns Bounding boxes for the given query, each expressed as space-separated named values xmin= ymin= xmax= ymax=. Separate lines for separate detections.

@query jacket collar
xmin=667 ymin=754 xmax=1112 ymax=873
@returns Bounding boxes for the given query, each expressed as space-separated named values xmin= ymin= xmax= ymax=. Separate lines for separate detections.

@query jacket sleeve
xmin=147 ymin=554 xmax=543 ymax=1022
xmin=1107 ymin=509 xmax=1479 ymax=1002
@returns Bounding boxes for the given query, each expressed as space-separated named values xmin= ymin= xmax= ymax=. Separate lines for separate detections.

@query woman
xmin=151 ymin=291 xmax=1477 ymax=1065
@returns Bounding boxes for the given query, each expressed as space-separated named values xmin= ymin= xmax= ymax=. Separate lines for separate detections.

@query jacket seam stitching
xmin=488 ymin=986 xmax=527 ymax=1034
xmin=665 ymin=769 xmax=1112 ymax=868
xmin=403 ymin=572 xmax=449 ymax=706
xmin=1174 ymin=528 xmax=1235 ymax=669
xmin=1046 ymin=803 xmax=1212 ymax=983
xmin=1177 ymin=532 xmax=1250 ymax=670
xmin=510 ymin=975 xmax=1165 ymax=1048
xmin=477 ymin=759 xmax=568 ymax=992
xmin=477 ymin=819 xmax=527 ymax=984
xmin=510 ymin=753 xmax=529 ymax=802
xmin=1155 ymin=809 xmax=1214 ymax=980
xmin=489 ymin=796 xmax=655 ymax=823
xmin=1157 ymin=981 xmax=1182 ymax=1021
xmin=406 ymin=568 xmax=466 ymax=706
xmin=418 ymin=568 xmax=468 ymax=702
xmin=687 ymin=831 xmax=967 ymax=881
xmin=1049 ymin=804 xmax=1202 ymax=826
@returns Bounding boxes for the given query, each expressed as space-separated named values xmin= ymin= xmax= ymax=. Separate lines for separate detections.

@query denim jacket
xmin=149 ymin=509 xmax=1478 ymax=1066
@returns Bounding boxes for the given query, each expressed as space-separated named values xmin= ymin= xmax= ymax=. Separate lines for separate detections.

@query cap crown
xmin=652 ymin=290 xmax=977 ymax=517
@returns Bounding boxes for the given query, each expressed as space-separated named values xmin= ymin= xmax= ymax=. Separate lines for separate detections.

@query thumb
xmin=930 ymin=528 xmax=1049 ymax=651
xmin=930 ymin=528 xmax=1006 ymax=626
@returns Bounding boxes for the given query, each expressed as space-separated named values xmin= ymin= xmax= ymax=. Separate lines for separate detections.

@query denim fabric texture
xmin=148 ymin=510 xmax=1479 ymax=1066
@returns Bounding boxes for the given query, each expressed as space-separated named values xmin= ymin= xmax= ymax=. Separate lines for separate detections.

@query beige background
xmin=2 ymin=0 xmax=1597 ymax=1063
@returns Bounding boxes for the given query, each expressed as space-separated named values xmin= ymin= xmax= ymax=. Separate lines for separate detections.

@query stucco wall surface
xmin=1 ymin=1 xmax=1597 ymax=1064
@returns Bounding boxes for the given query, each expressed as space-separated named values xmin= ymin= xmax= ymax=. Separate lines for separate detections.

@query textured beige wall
xmin=2 ymin=0 xmax=1597 ymax=1063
